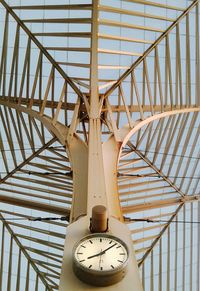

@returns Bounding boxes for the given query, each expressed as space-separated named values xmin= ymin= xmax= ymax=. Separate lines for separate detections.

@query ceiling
xmin=0 ymin=0 xmax=199 ymax=290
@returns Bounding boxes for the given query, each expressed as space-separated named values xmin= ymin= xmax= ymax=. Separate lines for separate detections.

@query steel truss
xmin=0 ymin=0 xmax=200 ymax=290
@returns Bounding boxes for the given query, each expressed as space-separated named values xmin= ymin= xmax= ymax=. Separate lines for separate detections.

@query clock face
xmin=73 ymin=234 xmax=129 ymax=273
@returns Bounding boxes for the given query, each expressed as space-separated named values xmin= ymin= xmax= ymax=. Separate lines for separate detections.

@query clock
xmin=72 ymin=233 xmax=129 ymax=286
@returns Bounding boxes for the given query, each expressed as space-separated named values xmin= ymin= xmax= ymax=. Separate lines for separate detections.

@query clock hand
xmin=99 ymin=249 xmax=102 ymax=269
xmin=87 ymin=252 xmax=102 ymax=259
xmin=101 ymin=243 xmax=117 ymax=254
xmin=87 ymin=243 xmax=117 ymax=259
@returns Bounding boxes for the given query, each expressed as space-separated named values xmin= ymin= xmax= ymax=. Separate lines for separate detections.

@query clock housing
xmin=72 ymin=233 xmax=129 ymax=286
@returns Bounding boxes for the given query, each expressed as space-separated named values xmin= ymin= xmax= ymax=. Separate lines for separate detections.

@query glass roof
xmin=0 ymin=0 xmax=199 ymax=290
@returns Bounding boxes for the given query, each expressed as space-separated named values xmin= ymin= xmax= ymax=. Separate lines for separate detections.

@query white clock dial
xmin=74 ymin=236 xmax=128 ymax=272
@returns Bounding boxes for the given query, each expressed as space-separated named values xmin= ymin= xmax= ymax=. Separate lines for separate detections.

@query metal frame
xmin=0 ymin=0 xmax=200 ymax=290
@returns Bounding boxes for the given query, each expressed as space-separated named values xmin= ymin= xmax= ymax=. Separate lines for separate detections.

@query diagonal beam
xmin=122 ymin=194 xmax=200 ymax=214
xmin=0 ymin=137 xmax=57 ymax=184
xmin=0 ymin=0 xmax=84 ymax=99
xmin=0 ymin=194 xmax=69 ymax=216
xmin=124 ymin=1 xmax=185 ymax=12
xmin=104 ymin=0 xmax=199 ymax=98
xmin=128 ymin=143 xmax=186 ymax=197
xmin=138 ymin=203 xmax=184 ymax=266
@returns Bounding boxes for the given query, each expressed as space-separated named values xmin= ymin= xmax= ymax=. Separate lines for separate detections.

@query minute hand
xmin=101 ymin=243 xmax=117 ymax=255
xmin=87 ymin=243 xmax=117 ymax=259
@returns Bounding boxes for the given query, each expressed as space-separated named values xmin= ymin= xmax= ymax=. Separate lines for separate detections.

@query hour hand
xmin=87 ymin=252 xmax=102 ymax=259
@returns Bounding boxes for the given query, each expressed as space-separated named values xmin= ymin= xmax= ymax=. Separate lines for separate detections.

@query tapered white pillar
xmin=59 ymin=133 xmax=143 ymax=290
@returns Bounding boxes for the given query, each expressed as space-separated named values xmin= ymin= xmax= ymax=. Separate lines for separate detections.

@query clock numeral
xmin=100 ymin=238 xmax=102 ymax=242
xmin=109 ymin=240 xmax=113 ymax=244
xmin=79 ymin=260 xmax=85 ymax=263
xmin=89 ymin=265 xmax=92 ymax=269
xmin=111 ymin=265 xmax=114 ymax=269
xmin=89 ymin=240 xmax=93 ymax=244
xmin=81 ymin=245 xmax=86 ymax=248
xmin=117 ymin=260 xmax=123 ymax=263
xmin=101 ymin=267 xmax=103 ymax=270
xmin=119 ymin=253 xmax=125 ymax=255
xmin=116 ymin=246 xmax=121 ymax=249
xmin=77 ymin=252 xmax=83 ymax=255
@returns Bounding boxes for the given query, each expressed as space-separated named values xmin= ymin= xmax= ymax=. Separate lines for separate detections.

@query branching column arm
xmin=90 ymin=0 xmax=99 ymax=118
xmin=86 ymin=0 xmax=109 ymax=214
